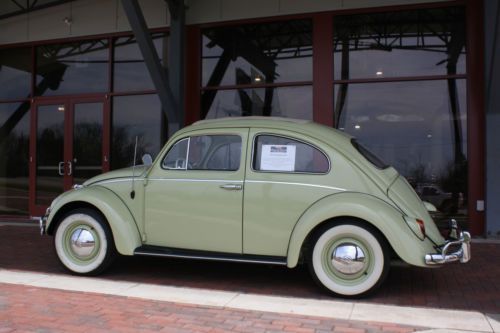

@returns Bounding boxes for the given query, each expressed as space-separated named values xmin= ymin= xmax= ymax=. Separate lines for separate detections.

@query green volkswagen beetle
xmin=40 ymin=117 xmax=471 ymax=297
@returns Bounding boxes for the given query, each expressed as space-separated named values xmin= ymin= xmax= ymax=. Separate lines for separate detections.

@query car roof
xmin=185 ymin=117 xmax=353 ymax=145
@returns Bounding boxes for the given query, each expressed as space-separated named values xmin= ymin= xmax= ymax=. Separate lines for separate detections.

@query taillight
xmin=416 ymin=219 xmax=426 ymax=238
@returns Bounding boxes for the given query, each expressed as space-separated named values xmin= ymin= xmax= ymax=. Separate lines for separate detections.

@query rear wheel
xmin=54 ymin=208 xmax=116 ymax=275
xmin=308 ymin=221 xmax=389 ymax=297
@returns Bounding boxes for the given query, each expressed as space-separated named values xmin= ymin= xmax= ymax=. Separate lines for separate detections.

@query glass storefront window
xmin=0 ymin=47 xmax=32 ymax=100
xmin=204 ymin=86 xmax=312 ymax=120
xmin=0 ymin=102 xmax=30 ymax=215
xmin=35 ymin=39 xmax=109 ymax=96
xmin=333 ymin=7 xmax=466 ymax=80
xmin=202 ymin=20 xmax=312 ymax=86
xmin=336 ymin=79 xmax=467 ymax=223
xmin=111 ymin=94 xmax=167 ymax=170
xmin=113 ymin=33 xmax=168 ymax=92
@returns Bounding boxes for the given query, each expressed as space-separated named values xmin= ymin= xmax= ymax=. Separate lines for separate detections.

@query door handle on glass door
xmin=67 ymin=161 xmax=72 ymax=176
xmin=58 ymin=162 xmax=65 ymax=176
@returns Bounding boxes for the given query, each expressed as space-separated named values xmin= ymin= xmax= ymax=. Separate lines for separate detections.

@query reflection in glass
xmin=0 ymin=47 xmax=32 ymax=100
xmin=73 ymin=103 xmax=103 ymax=184
xmin=36 ymin=39 xmax=109 ymax=96
xmin=333 ymin=7 xmax=466 ymax=79
xmin=202 ymin=20 xmax=312 ymax=117
xmin=111 ymin=94 xmax=167 ymax=170
xmin=36 ymin=104 xmax=64 ymax=206
xmin=202 ymin=20 xmax=312 ymax=86
xmin=204 ymin=86 xmax=312 ymax=120
xmin=0 ymin=103 xmax=30 ymax=215
xmin=253 ymin=135 xmax=329 ymax=173
xmin=336 ymin=79 xmax=467 ymax=226
xmin=113 ymin=33 xmax=168 ymax=92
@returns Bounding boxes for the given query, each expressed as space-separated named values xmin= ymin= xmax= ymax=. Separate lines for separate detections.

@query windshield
xmin=351 ymin=139 xmax=389 ymax=169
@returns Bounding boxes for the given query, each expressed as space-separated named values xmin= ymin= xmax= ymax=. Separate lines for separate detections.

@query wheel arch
xmin=46 ymin=186 xmax=142 ymax=256
xmin=286 ymin=192 xmax=433 ymax=268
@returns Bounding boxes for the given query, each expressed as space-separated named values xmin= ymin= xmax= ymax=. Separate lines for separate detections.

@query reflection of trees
xmin=74 ymin=123 xmax=102 ymax=165
xmin=37 ymin=125 xmax=64 ymax=165
xmin=0 ymin=132 xmax=29 ymax=178
xmin=439 ymin=160 xmax=467 ymax=214
xmin=111 ymin=126 xmax=150 ymax=170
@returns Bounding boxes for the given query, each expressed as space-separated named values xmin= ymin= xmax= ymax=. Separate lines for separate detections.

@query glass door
xmin=30 ymin=97 xmax=107 ymax=216
xmin=71 ymin=99 xmax=105 ymax=185
xmin=32 ymin=101 xmax=66 ymax=214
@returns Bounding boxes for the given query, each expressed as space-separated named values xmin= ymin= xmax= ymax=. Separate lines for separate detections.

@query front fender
xmin=46 ymin=186 xmax=142 ymax=256
xmin=286 ymin=192 xmax=435 ymax=268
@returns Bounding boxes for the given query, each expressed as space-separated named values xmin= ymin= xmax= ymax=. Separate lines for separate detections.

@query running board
xmin=134 ymin=245 xmax=287 ymax=266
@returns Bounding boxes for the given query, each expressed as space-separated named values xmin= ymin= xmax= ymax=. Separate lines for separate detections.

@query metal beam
xmin=121 ymin=0 xmax=179 ymax=135
xmin=166 ymin=0 xmax=185 ymax=126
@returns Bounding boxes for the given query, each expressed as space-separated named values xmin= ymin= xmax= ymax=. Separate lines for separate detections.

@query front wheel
xmin=54 ymin=208 xmax=116 ymax=275
xmin=308 ymin=222 xmax=389 ymax=297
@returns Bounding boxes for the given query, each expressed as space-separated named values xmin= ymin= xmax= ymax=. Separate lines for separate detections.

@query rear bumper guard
xmin=424 ymin=231 xmax=471 ymax=265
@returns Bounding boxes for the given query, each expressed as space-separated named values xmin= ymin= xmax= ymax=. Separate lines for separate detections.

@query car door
xmin=144 ymin=128 xmax=249 ymax=253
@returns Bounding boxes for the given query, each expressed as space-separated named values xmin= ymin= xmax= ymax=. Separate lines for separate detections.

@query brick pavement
xmin=1 ymin=225 xmax=500 ymax=314
xmin=0 ymin=283 xmax=422 ymax=333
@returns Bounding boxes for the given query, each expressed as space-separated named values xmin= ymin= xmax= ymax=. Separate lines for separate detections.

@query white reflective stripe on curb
xmin=0 ymin=269 xmax=496 ymax=332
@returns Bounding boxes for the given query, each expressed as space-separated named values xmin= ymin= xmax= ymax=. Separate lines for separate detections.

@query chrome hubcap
xmin=331 ymin=242 xmax=367 ymax=275
xmin=70 ymin=228 xmax=95 ymax=258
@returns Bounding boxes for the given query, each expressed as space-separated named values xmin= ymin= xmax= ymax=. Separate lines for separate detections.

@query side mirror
xmin=142 ymin=154 xmax=153 ymax=166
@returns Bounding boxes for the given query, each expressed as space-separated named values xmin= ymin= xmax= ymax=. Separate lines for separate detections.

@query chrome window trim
xmin=250 ymin=132 xmax=332 ymax=175
xmin=161 ymin=137 xmax=190 ymax=170
xmin=161 ymin=133 xmax=243 ymax=172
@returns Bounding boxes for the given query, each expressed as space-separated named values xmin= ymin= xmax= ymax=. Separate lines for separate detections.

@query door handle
xmin=219 ymin=184 xmax=243 ymax=191
xmin=67 ymin=161 xmax=72 ymax=176
xmin=58 ymin=162 xmax=65 ymax=176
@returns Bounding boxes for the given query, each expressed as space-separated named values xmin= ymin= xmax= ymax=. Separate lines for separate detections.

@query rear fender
xmin=46 ymin=186 xmax=141 ymax=255
xmin=287 ymin=192 xmax=435 ymax=268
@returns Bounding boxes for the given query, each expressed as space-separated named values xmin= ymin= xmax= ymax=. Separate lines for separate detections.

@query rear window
xmin=351 ymin=139 xmax=389 ymax=169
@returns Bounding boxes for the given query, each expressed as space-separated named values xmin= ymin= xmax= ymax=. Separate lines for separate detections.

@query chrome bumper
xmin=425 ymin=231 xmax=471 ymax=265
xmin=39 ymin=215 xmax=47 ymax=235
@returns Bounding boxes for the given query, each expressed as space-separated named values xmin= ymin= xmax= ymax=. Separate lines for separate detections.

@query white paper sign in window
xmin=260 ymin=145 xmax=296 ymax=171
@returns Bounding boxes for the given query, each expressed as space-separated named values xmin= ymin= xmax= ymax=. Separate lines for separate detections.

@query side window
xmin=162 ymin=138 xmax=189 ymax=169
xmin=189 ymin=135 xmax=241 ymax=171
xmin=162 ymin=135 xmax=242 ymax=171
xmin=253 ymin=135 xmax=329 ymax=173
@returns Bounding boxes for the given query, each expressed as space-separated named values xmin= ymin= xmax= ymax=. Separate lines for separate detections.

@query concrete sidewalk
xmin=0 ymin=269 xmax=499 ymax=333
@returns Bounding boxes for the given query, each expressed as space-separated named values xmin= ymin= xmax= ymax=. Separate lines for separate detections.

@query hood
xmin=82 ymin=165 xmax=149 ymax=186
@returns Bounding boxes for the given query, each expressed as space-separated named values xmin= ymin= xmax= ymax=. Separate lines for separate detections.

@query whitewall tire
xmin=54 ymin=208 xmax=116 ymax=275
xmin=308 ymin=221 xmax=389 ymax=297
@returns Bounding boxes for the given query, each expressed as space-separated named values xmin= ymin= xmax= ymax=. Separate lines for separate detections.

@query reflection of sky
xmin=0 ymin=67 xmax=31 ymax=100
xmin=113 ymin=36 xmax=165 ymax=91
xmin=36 ymin=42 xmax=109 ymax=96
xmin=112 ymin=94 xmax=164 ymax=156
xmin=334 ymin=36 xmax=466 ymax=79
xmin=337 ymin=79 xmax=467 ymax=179
xmin=202 ymin=36 xmax=312 ymax=86
xmin=0 ymin=103 xmax=30 ymax=135
xmin=205 ymin=86 xmax=312 ymax=120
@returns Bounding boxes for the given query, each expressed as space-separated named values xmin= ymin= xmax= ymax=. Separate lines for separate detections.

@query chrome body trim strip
xmin=134 ymin=250 xmax=287 ymax=266
xmin=245 ymin=180 xmax=345 ymax=192
xmin=424 ymin=231 xmax=471 ymax=265
xmin=148 ymin=178 xmax=243 ymax=183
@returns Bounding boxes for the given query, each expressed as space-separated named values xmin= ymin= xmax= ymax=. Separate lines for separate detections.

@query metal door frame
xmin=29 ymin=95 xmax=109 ymax=216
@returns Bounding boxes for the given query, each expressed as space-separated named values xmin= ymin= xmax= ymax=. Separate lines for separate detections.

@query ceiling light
xmin=376 ymin=71 xmax=383 ymax=76
xmin=354 ymin=125 xmax=361 ymax=130
xmin=57 ymin=106 xmax=65 ymax=112
xmin=254 ymin=75 xmax=262 ymax=82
